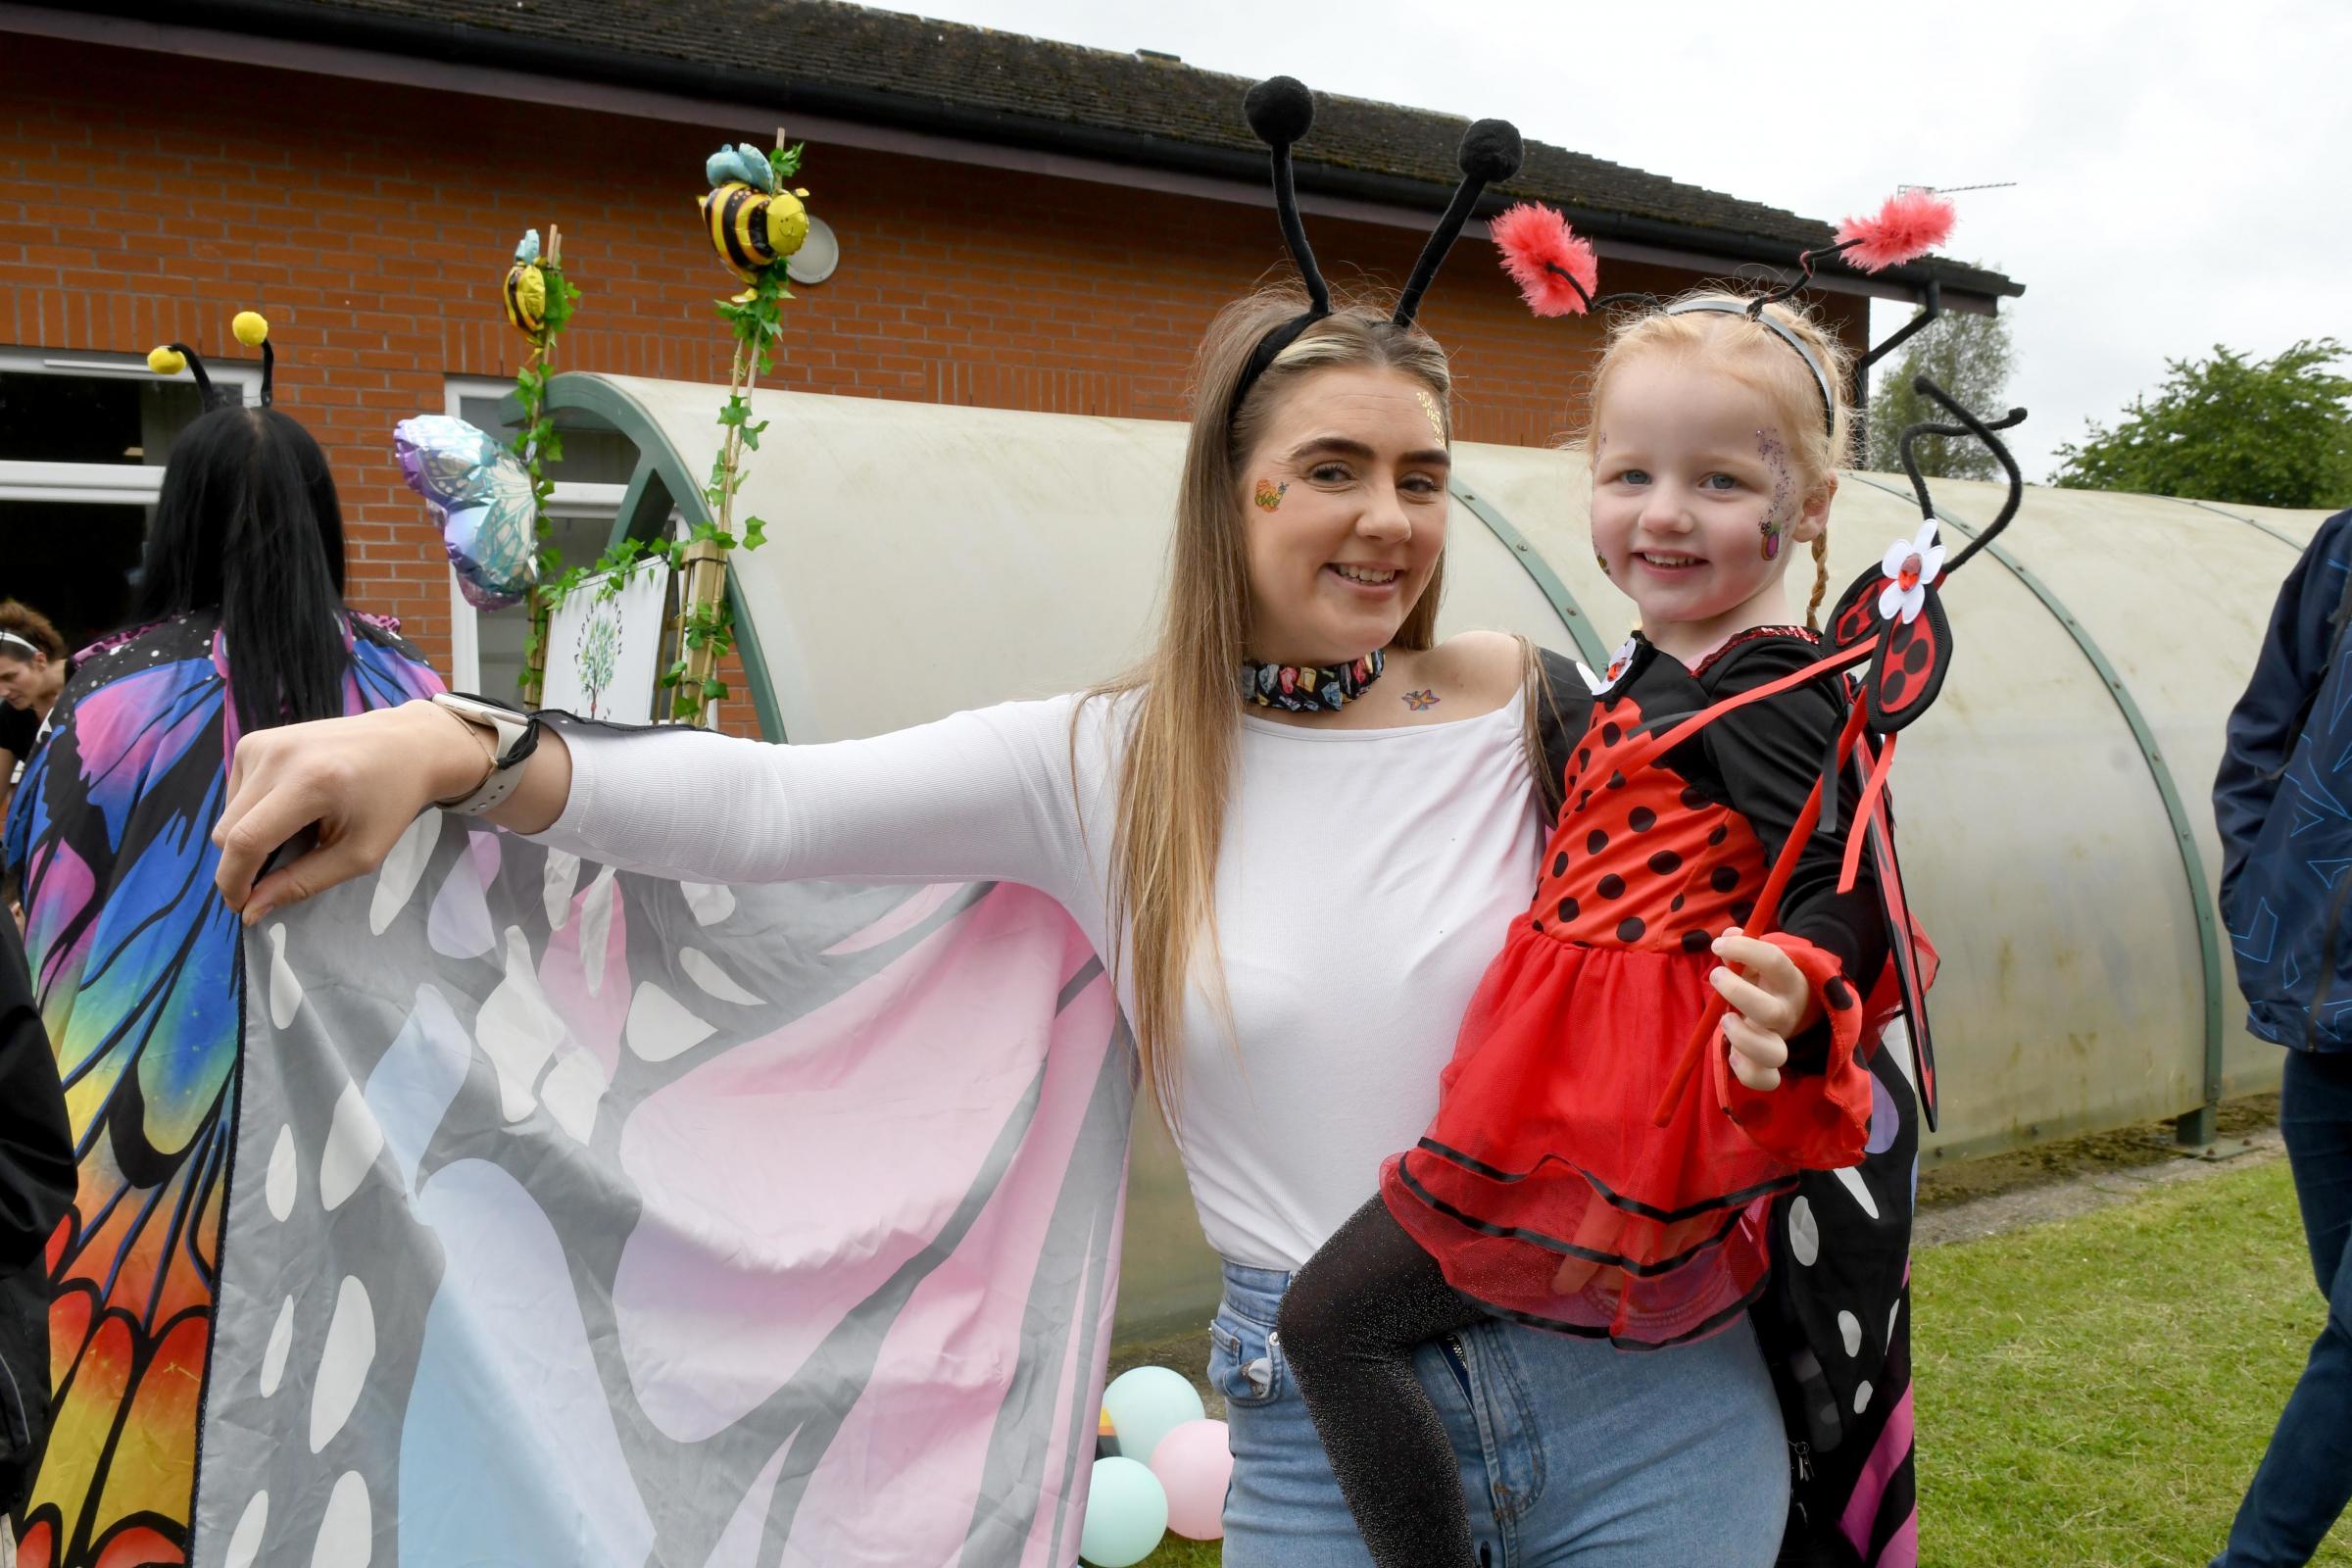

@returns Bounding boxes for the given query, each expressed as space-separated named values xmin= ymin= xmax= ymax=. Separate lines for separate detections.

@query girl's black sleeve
xmin=1679 ymin=639 xmax=1889 ymax=1054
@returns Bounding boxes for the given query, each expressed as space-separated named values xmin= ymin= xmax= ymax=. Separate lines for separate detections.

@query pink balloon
xmin=1149 ymin=1417 xmax=1234 ymax=1542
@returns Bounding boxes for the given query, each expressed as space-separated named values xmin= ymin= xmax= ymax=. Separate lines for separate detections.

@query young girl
xmin=1277 ymin=292 xmax=1903 ymax=1568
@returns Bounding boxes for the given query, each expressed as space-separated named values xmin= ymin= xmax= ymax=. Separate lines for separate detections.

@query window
xmin=0 ymin=349 xmax=261 ymax=651
xmin=440 ymin=378 xmax=636 ymax=701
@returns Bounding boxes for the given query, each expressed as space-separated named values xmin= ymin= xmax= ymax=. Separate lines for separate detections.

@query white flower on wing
xmin=1877 ymin=520 xmax=1947 ymax=624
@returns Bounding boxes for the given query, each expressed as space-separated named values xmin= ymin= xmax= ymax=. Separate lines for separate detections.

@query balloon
xmin=1149 ymin=1418 xmax=1233 ymax=1541
xmin=1079 ymin=1456 xmax=1167 ymax=1567
xmin=704 ymin=142 xmax=774 ymax=193
xmin=1095 ymin=1403 xmax=1121 ymax=1460
xmin=1100 ymin=1366 xmax=1205 ymax=1469
xmin=393 ymin=415 xmax=538 ymax=611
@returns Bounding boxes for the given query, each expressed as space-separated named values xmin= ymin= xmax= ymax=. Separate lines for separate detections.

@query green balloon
xmin=1080 ymin=1456 xmax=1168 ymax=1567
xmin=1100 ymin=1365 xmax=1206 ymax=1467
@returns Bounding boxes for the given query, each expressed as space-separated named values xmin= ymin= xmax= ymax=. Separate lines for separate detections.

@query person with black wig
xmin=0 ymin=316 xmax=442 ymax=1566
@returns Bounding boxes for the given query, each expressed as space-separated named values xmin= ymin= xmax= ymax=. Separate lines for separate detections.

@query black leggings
xmin=1276 ymin=1195 xmax=1490 ymax=1568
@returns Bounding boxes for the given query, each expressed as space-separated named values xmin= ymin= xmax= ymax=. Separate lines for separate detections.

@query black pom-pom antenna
xmin=1393 ymin=118 xmax=1524 ymax=325
xmin=1455 ymin=120 xmax=1524 ymax=189
xmin=1245 ymin=75 xmax=1330 ymax=318
xmin=1231 ymin=77 xmax=1523 ymax=415
xmin=1243 ymin=74 xmax=1315 ymax=149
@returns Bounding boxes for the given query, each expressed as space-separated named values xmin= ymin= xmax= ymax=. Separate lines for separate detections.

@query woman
xmin=0 ymin=604 xmax=70 ymax=823
xmin=211 ymin=284 xmax=1793 ymax=1564
xmin=3 ymin=394 xmax=441 ymax=1568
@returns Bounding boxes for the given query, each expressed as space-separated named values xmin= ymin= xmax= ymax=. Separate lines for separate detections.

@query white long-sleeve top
xmin=533 ymin=692 xmax=1542 ymax=1271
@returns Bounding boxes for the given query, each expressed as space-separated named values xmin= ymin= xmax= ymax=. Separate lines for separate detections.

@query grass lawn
xmin=1916 ymin=1157 xmax=2347 ymax=1566
xmin=1124 ymin=1158 xmax=2347 ymax=1567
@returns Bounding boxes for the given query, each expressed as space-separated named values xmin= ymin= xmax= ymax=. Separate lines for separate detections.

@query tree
xmin=2048 ymin=338 xmax=2352 ymax=510
xmin=1864 ymin=306 xmax=2016 ymax=482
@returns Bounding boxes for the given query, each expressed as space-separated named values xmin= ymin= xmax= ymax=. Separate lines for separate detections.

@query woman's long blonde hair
xmin=1580 ymin=292 xmax=1857 ymax=627
xmin=1089 ymin=287 xmax=1456 ymax=1110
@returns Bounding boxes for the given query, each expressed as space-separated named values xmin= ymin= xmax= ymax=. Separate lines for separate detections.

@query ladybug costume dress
xmin=1380 ymin=626 xmax=1901 ymax=1348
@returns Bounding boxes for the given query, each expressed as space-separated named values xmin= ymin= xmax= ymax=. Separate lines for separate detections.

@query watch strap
xmin=429 ymin=694 xmax=537 ymax=816
xmin=437 ymin=758 xmax=527 ymax=817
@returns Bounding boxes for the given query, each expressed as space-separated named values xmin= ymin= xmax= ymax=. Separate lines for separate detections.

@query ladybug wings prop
xmin=1828 ymin=383 xmax=2029 ymax=733
xmin=1648 ymin=376 xmax=2027 ymax=1130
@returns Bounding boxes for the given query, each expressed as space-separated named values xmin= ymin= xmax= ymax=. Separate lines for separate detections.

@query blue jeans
xmin=2216 ymin=1049 xmax=2352 ymax=1566
xmin=1209 ymin=1259 xmax=1788 ymax=1567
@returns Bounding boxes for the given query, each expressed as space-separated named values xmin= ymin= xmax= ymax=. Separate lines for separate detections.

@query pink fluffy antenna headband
xmin=1492 ymin=188 xmax=1960 ymax=426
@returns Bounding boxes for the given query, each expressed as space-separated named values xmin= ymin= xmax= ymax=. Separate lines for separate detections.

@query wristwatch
xmin=429 ymin=692 xmax=541 ymax=816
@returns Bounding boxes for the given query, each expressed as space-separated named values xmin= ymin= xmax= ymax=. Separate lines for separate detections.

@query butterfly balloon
xmin=394 ymin=415 xmax=539 ymax=610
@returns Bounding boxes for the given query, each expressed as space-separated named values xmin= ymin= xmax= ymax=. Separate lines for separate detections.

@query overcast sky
xmin=892 ymin=0 xmax=2351 ymax=482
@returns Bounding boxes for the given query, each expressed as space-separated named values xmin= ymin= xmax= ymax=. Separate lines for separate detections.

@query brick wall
xmin=0 ymin=33 xmax=1866 ymax=733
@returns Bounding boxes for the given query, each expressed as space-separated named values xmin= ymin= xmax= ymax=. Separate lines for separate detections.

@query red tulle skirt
xmin=1381 ymin=922 xmax=1801 ymax=1348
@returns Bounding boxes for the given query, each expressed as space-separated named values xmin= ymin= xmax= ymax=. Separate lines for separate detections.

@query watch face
xmin=437 ymin=694 xmax=533 ymax=764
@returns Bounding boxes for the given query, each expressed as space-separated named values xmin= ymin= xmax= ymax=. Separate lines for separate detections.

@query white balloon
xmin=1079 ymin=1456 xmax=1167 ymax=1568
xmin=1101 ymin=1365 xmax=1205 ymax=1468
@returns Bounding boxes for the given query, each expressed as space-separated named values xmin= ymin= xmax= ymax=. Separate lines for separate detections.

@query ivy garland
xmin=511 ymin=231 xmax=582 ymax=703
xmin=528 ymin=143 xmax=803 ymax=723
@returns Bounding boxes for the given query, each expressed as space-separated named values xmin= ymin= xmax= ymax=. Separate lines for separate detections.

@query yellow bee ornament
xmin=700 ymin=142 xmax=810 ymax=286
xmin=505 ymin=229 xmax=549 ymax=338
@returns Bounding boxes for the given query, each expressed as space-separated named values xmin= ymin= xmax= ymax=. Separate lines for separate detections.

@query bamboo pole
xmin=675 ymin=537 xmax=729 ymax=727
xmin=520 ymin=585 xmax=550 ymax=709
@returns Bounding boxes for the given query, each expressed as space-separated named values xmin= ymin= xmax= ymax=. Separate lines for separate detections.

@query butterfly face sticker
xmin=1253 ymin=478 xmax=1289 ymax=512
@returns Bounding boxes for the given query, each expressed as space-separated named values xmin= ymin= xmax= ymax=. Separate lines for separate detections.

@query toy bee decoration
xmin=505 ymin=228 xmax=549 ymax=338
xmin=700 ymin=141 xmax=810 ymax=289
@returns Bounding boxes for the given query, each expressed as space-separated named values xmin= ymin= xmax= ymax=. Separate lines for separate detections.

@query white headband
xmin=0 ymin=631 xmax=42 ymax=659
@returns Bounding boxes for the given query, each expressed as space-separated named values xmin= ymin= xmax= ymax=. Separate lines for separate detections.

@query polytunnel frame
xmin=1845 ymin=470 xmax=2237 ymax=1145
xmin=525 ymin=374 xmax=2254 ymax=1140
xmin=526 ymin=371 xmax=1620 ymax=728
xmin=1449 ymin=479 xmax=1610 ymax=668
xmin=531 ymin=373 xmax=790 ymax=737
xmin=2157 ymin=493 xmax=2307 ymax=552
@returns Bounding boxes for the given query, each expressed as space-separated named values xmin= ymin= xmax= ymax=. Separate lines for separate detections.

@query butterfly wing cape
xmin=2 ymin=613 xmax=440 ymax=1568
xmin=194 ymin=817 xmax=1133 ymax=1567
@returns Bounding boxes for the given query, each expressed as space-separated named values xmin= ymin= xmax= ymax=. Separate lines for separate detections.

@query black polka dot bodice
xmin=1527 ymin=637 xmax=1793 ymax=956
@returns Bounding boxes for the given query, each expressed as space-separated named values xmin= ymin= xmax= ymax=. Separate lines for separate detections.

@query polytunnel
xmin=537 ymin=369 xmax=2336 ymax=1336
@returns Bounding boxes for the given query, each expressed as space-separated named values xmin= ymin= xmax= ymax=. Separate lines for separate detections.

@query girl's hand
xmin=213 ymin=701 xmax=487 ymax=925
xmin=1706 ymin=927 xmax=1821 ymax=1092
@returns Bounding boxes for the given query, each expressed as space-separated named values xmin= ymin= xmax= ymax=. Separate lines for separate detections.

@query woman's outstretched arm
xmin=215 ymin=695 xmax=1106 ymax=924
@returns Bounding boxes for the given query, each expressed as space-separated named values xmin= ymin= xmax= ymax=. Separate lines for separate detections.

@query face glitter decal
xmin=1413 ymin=388 xmax=1446 ymax=444
xmin=1755 ymin=428 xmax=1795 ymax=562
xmin=1402 ymin=688 xmax=1441 ymax=710
xmin=1253 ymin=477 xmax=1289 ymax=511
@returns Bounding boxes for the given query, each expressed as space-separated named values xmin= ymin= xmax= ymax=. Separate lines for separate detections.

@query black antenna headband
xmin=146 ymin=310 xmax=275 ymax=411
xmin=1231 ymin=76 xmax=1523 ymax=423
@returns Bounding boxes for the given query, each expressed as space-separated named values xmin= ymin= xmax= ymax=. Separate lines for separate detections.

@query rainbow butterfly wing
xmin=2 ymin=617 xmax=440 ymax=1567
